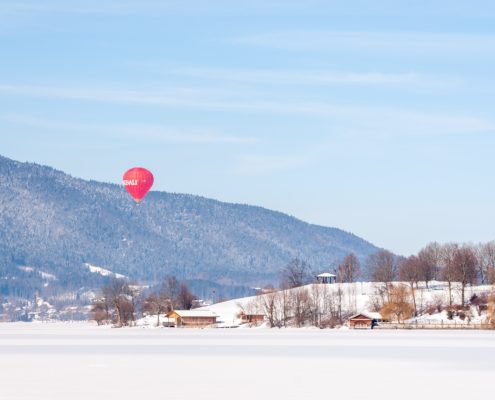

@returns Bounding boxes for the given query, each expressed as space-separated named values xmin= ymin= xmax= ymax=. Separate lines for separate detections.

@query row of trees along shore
xmin=258 ymin=241 xmax=495 ymax=328
xmin=368 ymin=241 xmax=495 ymax=310
xmin=91 ymin=276 xmax=195 ymax=327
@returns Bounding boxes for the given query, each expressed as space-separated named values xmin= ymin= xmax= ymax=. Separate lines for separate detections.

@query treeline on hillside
xmin=249 ymin=241 xmax=495 ymax=328
xmin=243 ymin=284 xmax=358 ymax=328
xmin=366 ymin=241 xmax=495 ymax=308
xmin=243 ymin=280 xmax=495 ymax=329
xmin=365 ymin=241 xmax=495 ymax=323
xmin=279 ymin=241 xmax=495 ymax=289
xmin=90 ymin=276 xmax=196 ymax=327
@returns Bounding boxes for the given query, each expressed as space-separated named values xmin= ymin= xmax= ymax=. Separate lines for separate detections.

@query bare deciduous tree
xmin=309 ymin=284 xmax=325 ymax=327
xmin=102 ymin=278 xmax=137 ymax=327
xmin=280 ymin=258 xmax=313 ymax=289
xmin=277 ymin=290 xmax=291 ymax=327
xmin=322 ymin=284 xmax=346 ymax=325
xmin=452 ymin=246 xmax=477 ymax=306
xmin=176 ymin=282 xmax=195 ymax=310
xmin=337 ymin=253 xmax=361 ymax=283
xmin=160 ymin=275 xmax=180 ymax=309
xmin=261 ymin=292 xmax=277 ymax=328
xmin=142 ymin=293 xmax=169 ymax=327
xmin=440 ymin=243 xmax=458 ymax=306
xmin=399 ymin=256 xmax=421 ymax=316
xmin=417 ymin=242 xmax=441 ymax=288
xmin=475 ymin=241 xmax=495 ymax=284
xmin=120 ymin=297 xmax=136 ymax=326
xmin=367 ymin=250 xmax=398 ymax=302
xmin=90 ymin=299 xmax=110 ymax=325
xmin=260 ymin=290 xmax=290 ymax=328
xmin=290 ymin=288 xmax=311 ymax=327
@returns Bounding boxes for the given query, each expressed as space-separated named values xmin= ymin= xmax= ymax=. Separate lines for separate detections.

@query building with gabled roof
xmin=166 ymin=310 xmax=218 ymax=328
xmin=348 ymin=312 xmax=384 ymax=329
xmin=238 ymin=312 xmax=265 ymax=325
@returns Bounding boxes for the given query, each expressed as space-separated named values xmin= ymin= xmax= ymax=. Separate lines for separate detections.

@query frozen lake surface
xmin=0 ymin=323 xmax=494 ymax=400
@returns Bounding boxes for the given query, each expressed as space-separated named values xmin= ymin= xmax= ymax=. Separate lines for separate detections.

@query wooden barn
xmin=238 ymin=312 xmax=265 ymax=325
xmin=166 ymin=310 xmax=218 ymax=328
xmin=348 ymin=312 xmax=383 ymax=329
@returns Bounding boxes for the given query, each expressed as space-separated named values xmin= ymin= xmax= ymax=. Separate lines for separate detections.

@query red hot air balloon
xmin=123 ymin=167 xmax=154 ymax=203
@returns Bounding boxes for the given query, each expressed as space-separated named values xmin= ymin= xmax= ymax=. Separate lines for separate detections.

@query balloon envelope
xmin=123 ymin=167 xmax=154 ymax=203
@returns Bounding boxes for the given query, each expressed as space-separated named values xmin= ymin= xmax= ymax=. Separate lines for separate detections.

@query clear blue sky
xmin=1 ymin=1 xmax=495 ymax=256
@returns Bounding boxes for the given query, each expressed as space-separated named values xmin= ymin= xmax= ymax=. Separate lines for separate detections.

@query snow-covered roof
xmin=316 ymin=272 xmax=336 ymax=278
xmin=168 ymin=310 xmax=218 ymax=318
xmin=348 ymin=311 xmax=383 ymax=320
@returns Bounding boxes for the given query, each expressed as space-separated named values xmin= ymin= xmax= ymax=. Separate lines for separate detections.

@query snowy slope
xmin=84 ymin=263 xmax=126 ymax=279
xmin=203 ymin=281 xmax=495 ymax=326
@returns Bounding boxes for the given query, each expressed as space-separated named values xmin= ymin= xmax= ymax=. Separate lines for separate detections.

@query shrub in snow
xmin=426 ymin=304 xmax=437 ymax=315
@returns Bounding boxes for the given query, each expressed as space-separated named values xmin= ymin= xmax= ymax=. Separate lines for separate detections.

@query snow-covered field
xmin=0 ymin=323 xmax=494 ymax=400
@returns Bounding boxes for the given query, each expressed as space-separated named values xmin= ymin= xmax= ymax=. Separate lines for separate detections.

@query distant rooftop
xmin=168 ymin=310 xmax=218 ymax=318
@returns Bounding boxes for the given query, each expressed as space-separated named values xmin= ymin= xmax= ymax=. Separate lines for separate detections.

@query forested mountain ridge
xmin=0 ymin=154 xmax=380 ymax=297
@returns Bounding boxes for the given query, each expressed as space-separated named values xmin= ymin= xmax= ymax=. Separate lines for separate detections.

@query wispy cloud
xmin=0 ymin=1 xmax=179 ymax=16
xmin=167 ymin=67 xmax=452 ymax=88
xmin=0 ymin=0 xmax=298 ymax=16
xmin=0 ymin=83 xmax=267 ymax=110
xmin=1 ymin=83 xmax=493 ymax=136
xmin=234 ymin=31 xmax=495 ymax=55
xmin=4 ymin=1 xmax=492 ymax=19
xmin=0 ymin=114 xmax=257 ymax=145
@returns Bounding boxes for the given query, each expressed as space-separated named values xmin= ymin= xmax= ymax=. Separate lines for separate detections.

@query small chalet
xmin=166 ymin=310 xmax=218 ymax=328
xmin=238 ymin=312 xmax=265 ymax=325
xmin=316 ymin=272 xmax=337 ymax=284
xmin=348 ymin=312 xmax=383 ymax=329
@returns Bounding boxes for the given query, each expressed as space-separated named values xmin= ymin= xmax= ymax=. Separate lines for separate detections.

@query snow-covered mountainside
xmin=0 ymin=154 xmax=380 ymax=299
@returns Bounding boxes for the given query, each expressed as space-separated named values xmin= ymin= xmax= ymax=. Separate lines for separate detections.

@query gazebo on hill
xmin=315 ymin=272 xmax=337 ymax=284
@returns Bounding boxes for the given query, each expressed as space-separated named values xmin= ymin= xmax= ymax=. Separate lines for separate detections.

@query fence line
xmin=376 ymin=321 xmax=494 ymax=330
